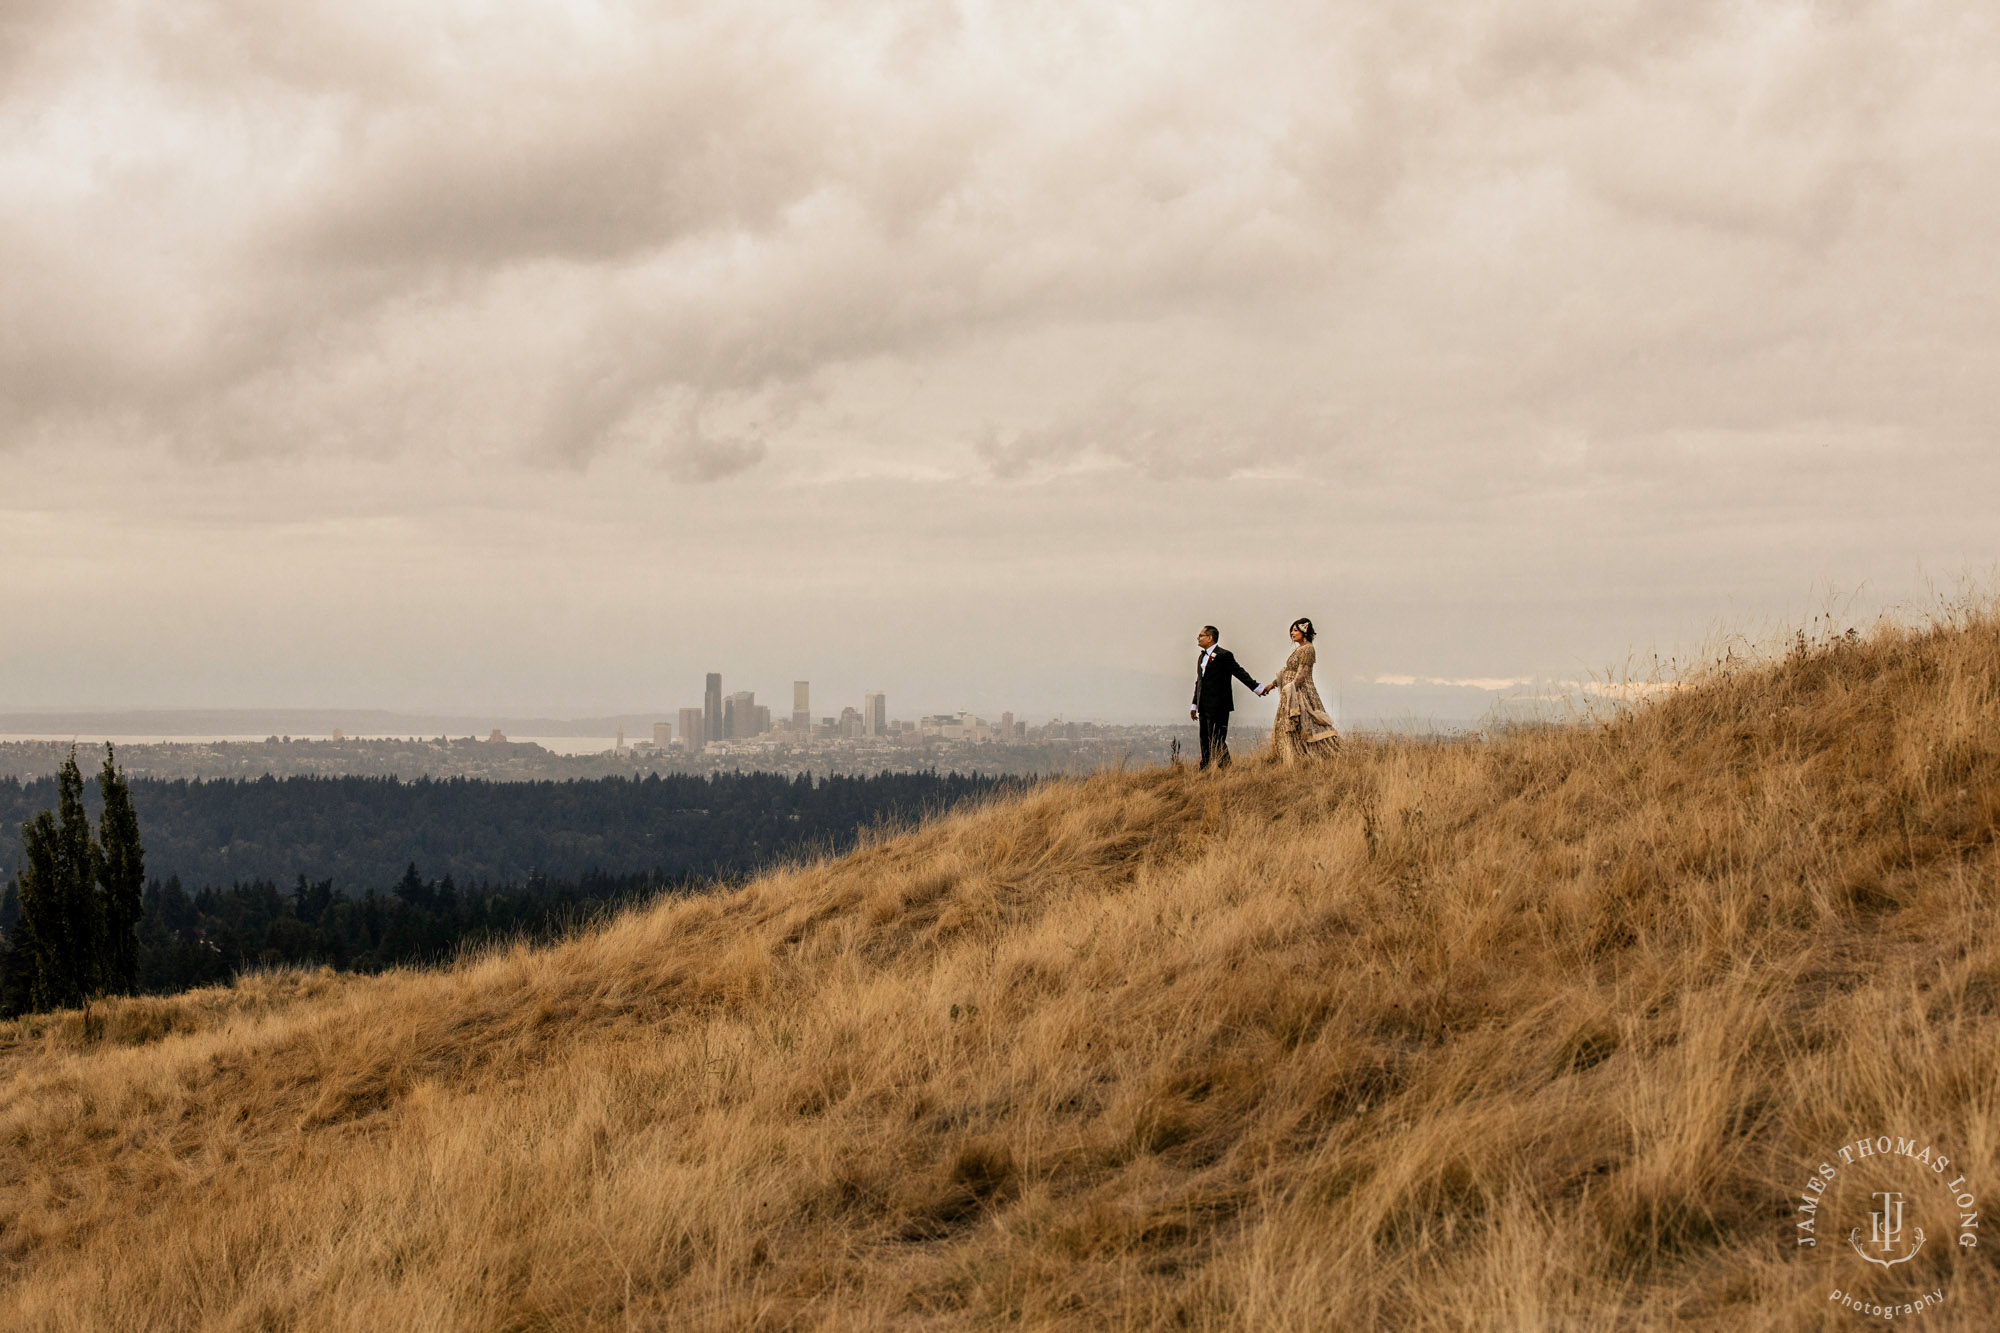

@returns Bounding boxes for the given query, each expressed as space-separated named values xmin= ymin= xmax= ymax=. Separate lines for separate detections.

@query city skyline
xmin=667 ymin=674 xmax=918 ymax=750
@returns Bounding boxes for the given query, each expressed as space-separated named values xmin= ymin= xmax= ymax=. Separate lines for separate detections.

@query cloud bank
xmin=9 ymin=1 xmax=1996 ymax=478
xmin=2 ymin=1 xmax=1997 ymax=715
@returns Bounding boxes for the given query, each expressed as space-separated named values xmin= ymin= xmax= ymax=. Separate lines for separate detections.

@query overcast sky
xmin=3 ymin=0 xmax=1997 ymax=723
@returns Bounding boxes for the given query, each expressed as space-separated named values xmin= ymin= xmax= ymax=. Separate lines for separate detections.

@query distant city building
xmin=615 ymin=728 xmax=625 ymax=753
xmin=727 ymin=691 xmax=759 ymax=739
xmin=1000 ymin=712 xmax=1013 ymax=739
xmin=752 ymin=704 xmax=771 ymax=734
xmin=331 ymin=729 xmax=345 ymax=741
xmin=653 ymin=722 xmax=671 ymax=747
xmin=678 ymin=707 xmax=704 ymax=752
xmin=704 ymin=673 xmax=723 ymax=742
xmin=916 ymin=712 xmax=996 ymax=742
xmin=864 ymin=691 xmax=886 ymax=736
xmin=839 ymin=706 xmax=863 ymax=738
xmin=488 ymin=729 xmax=507 ymax=743
xmin=793 ymin=681 xmax=811 ymax=730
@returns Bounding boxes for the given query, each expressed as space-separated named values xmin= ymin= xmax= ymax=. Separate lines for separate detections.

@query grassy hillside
xmin=3 ymin=610 xmax=1998 ymax=1330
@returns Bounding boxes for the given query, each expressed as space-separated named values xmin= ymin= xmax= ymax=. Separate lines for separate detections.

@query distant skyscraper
xmin=864 ymin=691 xmax=886 ymax=737
xmin=752 ymin=704 xmax=771 ymax=735
xmin=678 ymin=707 xmax=704 ymax=752
xmin=727 ymin=690 xmax=757 ymax=738
xmin=793 ymin=681 xmax=811 ymax=730
xmin=1000 ymin=711 xmax=1013 ymax=741
xmin=652 ymin=722 xmax=671 ymax=747
xmin=704 ymin=673 xmax=723 ymax=742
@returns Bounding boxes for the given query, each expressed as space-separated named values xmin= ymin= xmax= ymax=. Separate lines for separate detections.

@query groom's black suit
xmin=1192 ymin=646 xmax=1260 ymax=769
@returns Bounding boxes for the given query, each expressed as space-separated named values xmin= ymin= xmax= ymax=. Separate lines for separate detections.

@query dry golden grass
xmin=4 ymin=608 xmax=2000 ymax=1330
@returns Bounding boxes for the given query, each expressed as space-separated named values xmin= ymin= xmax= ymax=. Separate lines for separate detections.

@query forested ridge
xmin=0 ymin=769 xmax=1021 ymax=1009
xmin=1 ymin=866 xmax=683 ymax=1006
xmin=0 ymin=769 xmax=1019 ymax=891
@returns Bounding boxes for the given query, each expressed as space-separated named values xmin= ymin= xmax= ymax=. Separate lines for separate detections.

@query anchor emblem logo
xmin=1849 ymin=1191 xmax=1926 ymax=1268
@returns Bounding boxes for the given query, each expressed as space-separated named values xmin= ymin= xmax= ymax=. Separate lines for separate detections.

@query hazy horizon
xmin=6 ymin=2 xmax=1997 ymax=721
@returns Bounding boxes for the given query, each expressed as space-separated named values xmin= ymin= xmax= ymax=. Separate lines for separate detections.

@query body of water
xmin=0 ymin=734 xmax=628 ymax=757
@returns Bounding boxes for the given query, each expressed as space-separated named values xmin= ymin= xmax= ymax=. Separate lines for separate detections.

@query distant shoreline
xmin=0 ymin=733 xmax=630 ymax=756
xmin=0 ymin=729 xmax=1202 ymax=784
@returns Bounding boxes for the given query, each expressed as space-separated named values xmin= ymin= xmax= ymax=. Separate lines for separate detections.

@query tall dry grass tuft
xmin=3 ymin=606 xmax=1999 ymax=1329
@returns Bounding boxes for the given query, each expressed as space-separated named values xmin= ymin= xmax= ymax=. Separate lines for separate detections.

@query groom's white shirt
xmin=1198 ymin=644 xmax=1218 ymax=676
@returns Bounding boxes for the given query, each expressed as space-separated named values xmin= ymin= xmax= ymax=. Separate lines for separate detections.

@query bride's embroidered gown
xmin=1269 ymin=641 xmax=1340 ymax=763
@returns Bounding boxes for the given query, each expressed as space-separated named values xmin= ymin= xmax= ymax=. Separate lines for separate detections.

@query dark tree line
xmin=0 ymin=769 xmax=1019 ymax=891
xmin=121 ymin=865 xmax=691 ymax=997
xmin=2 ymin=767 xmax=1020 ymax=1014
xmin=1 ymin=747 xmax=145 ymax=1014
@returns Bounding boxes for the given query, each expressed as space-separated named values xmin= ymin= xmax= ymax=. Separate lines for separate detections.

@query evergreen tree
xmin=0 ymin=880 xmax=30 ymax=1017
xmin=393 ymin=862 xmax=430 ymax=908
xmin=16 ymin=752 xmax=99 ymax=1011
xmin=16 ymin=813 xmax=57 ymax=1008
xmin=97 ymin=744 xmax=146 ymax=995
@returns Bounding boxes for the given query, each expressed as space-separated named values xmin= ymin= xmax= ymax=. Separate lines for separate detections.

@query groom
xmin=1191 ymin=625 xmax=1261 ymax=770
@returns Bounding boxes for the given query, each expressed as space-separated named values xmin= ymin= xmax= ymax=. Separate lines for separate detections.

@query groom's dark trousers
xmin=1193 ymin=647 xmax=1260 ymax=770
xmin=1198 ymin=712 xmax=1232 ymax=770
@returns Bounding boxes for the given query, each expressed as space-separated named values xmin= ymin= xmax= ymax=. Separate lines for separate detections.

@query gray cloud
xmin=21 ymin=2 xmax=1958 ymax=474
xmin=0 ymin=0 xmax=97 ymax=93
xmin=975 ymin=392 xmax=1347 ymax=483
xmin=661 ymin=429 xmax=767 ymax=485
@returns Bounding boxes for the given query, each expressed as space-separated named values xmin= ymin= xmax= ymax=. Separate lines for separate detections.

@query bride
xmin=1257 ymin=618 xmax=1340 ymax=763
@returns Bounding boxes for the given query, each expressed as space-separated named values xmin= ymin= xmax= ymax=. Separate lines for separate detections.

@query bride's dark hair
xmin=1290 ymin=618 xmax=1316 ymax=642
